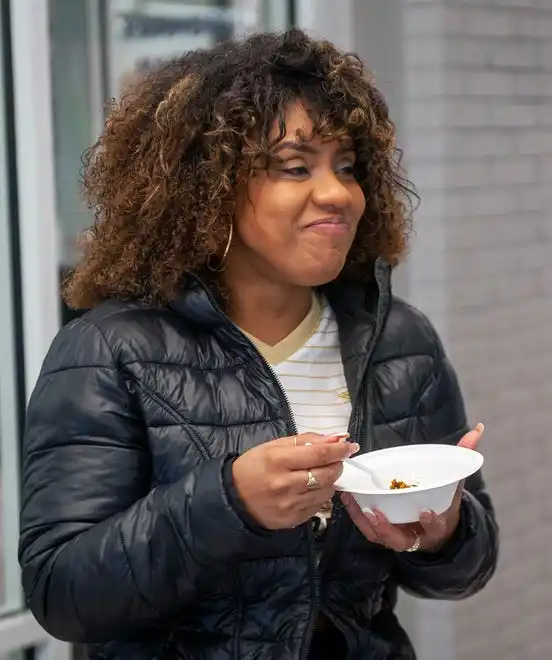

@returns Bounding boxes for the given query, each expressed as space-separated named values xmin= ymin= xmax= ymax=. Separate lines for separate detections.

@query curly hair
xmin=64 ymin=28 xmax=415 ymax=309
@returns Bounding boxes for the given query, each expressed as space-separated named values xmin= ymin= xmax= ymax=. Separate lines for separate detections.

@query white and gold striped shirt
xmin=245 ymin=295 xmax=351 ymax=437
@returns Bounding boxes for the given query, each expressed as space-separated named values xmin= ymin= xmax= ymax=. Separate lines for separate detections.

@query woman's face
xmin=229 ymin=102 xmax=366 ymax=288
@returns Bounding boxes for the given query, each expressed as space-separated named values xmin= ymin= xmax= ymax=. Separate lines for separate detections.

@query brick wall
xmin=355 ymin=0 xmax=552 ymax=658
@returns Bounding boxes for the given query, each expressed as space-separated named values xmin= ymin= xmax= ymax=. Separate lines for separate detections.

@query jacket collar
xmin=325 ymin=259 xmax=392 ymax=403
xmin=169 ymin=259 xmax=393 ymax=402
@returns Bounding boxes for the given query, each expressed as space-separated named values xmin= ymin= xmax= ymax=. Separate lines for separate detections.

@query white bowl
xmin=335 ymin=443 xmax=484 ymax=524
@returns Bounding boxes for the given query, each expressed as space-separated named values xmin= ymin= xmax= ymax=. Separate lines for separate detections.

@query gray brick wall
xmin=355 ymin=0 xmax=552 ymax=658
xmin=442 ymin=4 xmax=552 ymax=659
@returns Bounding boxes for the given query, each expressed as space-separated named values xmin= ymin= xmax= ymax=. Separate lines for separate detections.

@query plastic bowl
xmin=334 ymin=443 xmax=484 ymax=524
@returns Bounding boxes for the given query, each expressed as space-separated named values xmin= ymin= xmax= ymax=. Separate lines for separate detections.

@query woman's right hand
xmin=231 ymin=433 xmax=360 ymax=530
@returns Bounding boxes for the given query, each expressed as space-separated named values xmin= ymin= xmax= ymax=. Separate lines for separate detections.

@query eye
xmin=338 ymin=165 xmax=356 ymax=175
xmin=283 ymin=165 xmax=309 ymax=176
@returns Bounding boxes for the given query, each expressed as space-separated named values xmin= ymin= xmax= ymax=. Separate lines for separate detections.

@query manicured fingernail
xmin=420 ymin=509 xmax=433 ymax=523
xmin=324 ymin=432 xmax=350 ymax=442
xmin=348 ymin=443 xmax=360 ymax=456
xmin=475 ymin=422 xmax=484 ymax=433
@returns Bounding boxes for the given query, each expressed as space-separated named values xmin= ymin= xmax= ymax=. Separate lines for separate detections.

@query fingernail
xmin=420 ymin=509 xmax=433 ymax=523
xmin=348 ymin=443 xmax=360 ymax=456
xmin=324 ymin=432 xmax=350 ymax=442
xmin=475 ymin=422 xmax=484 ymax=433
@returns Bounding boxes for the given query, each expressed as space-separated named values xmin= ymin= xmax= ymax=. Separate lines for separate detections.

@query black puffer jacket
xmin=19 ymin=262 xmax=498 ymax=660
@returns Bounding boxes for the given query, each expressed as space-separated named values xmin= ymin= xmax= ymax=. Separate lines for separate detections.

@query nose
xmin=311 ymin=170 xmax=353 ymax=209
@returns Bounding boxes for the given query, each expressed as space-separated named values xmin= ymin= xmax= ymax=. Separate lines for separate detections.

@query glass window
xmin=105 ymin=1 xmax=293 ymax=99
xmin=49 ymin=0 xmax=96 ymax=270
xmin=0 ymin=0 xmax=24 ymax=619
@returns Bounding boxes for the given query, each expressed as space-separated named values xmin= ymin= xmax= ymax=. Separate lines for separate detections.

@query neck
xmin=225 ymin=275 xmax=313 ymax=346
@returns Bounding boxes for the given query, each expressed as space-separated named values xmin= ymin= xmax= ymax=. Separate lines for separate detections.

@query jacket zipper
xmin=313 ymin=393 xmax=363 ymax=658
xmin=313 ymin=327 xmax=384 ymax=658
xmin=198 ymin=286 xmax=321 ymax=660
xmin=300 ymin=525 xmax=320 ymax=660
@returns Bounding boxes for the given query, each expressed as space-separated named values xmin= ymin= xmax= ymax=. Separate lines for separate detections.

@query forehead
xmin=268 ymin=102 xmax=352 ymax=148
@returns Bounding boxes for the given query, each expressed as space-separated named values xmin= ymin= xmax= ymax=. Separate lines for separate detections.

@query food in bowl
xmin=389 ymin=479 xmax=418 ymax=490
xmin=334 ymin=444 xmax=484 ymax=524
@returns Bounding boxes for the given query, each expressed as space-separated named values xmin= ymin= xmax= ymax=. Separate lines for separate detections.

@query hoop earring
xmin=206 ymin=223 xmax=233 ymax=272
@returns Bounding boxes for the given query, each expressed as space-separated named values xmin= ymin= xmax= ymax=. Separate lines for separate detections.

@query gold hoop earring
xmin=206 ymin=223 xmax=233 ymax=272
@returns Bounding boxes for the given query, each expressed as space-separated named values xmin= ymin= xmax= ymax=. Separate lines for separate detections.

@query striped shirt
xmin=245 ymin=295 xmax=351 ymax=436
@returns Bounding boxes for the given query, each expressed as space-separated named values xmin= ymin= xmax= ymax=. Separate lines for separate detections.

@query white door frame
xmin=0 ymin=0 xmax=22 ymax=622
xmin=6 ymin=0 xmax=69 ymax=656
xmin=10 ymin=0 xmax=61 ymax=401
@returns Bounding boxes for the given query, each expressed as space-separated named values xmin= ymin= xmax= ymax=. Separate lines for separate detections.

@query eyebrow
xmin=271 ymin=140 xmax=355 ymax=155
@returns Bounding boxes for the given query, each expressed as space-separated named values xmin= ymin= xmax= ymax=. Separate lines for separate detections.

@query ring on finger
xmin=404 ymin=531 xmax=421 ymax=553
xmin=293 ymin=435 xmax=298 ymax=446
xmin=306 ymin=470 xmax=320 ymax=490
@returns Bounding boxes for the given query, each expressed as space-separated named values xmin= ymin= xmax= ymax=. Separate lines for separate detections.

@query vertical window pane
xmin=49 ymin=0 xmax=95 ymax=269
xmin=105 ymin=1 xmax=292 ymax=99
xmin=0 ymin=0 xmax=24 ymax=618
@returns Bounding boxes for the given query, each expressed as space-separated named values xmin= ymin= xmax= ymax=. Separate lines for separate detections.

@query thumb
xmin=457 ymin=423 xmax=484 ymax=450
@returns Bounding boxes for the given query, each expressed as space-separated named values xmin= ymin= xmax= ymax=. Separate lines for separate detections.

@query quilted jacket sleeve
xmin=19 ymin=317 xmax=262 ymax=643
xmin=393 ymin=333 xmax=499 ymax=599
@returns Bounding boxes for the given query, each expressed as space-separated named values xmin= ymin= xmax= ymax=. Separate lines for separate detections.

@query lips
xmin=304 ymin=216 xmax=348 ymax=229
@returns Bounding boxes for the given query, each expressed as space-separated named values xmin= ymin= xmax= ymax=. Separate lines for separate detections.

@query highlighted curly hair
xmin=64 ymin=28 xmax=414 ymax=309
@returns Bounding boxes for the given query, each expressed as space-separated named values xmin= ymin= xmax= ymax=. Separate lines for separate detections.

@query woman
xmin=19 ymin=29 xmax=498 ymax=660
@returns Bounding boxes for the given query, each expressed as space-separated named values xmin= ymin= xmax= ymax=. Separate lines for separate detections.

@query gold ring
xmin=404 ymin=532 xmax=421 ymax=553
xmin=306 ymin=470 xmax=320 ymax=490
xmin=293 ymin=435 xmax=298 ymax=446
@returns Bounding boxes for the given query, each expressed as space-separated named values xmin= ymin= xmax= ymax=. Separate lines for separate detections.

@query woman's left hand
xmin=340 ymin=423 xmax=484 ymax=553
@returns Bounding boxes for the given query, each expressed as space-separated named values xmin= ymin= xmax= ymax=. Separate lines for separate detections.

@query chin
xmin=297 ymin=262 xmax=347 ymax=287
xmin=282 ymin=248 xmax=350 ymax=287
